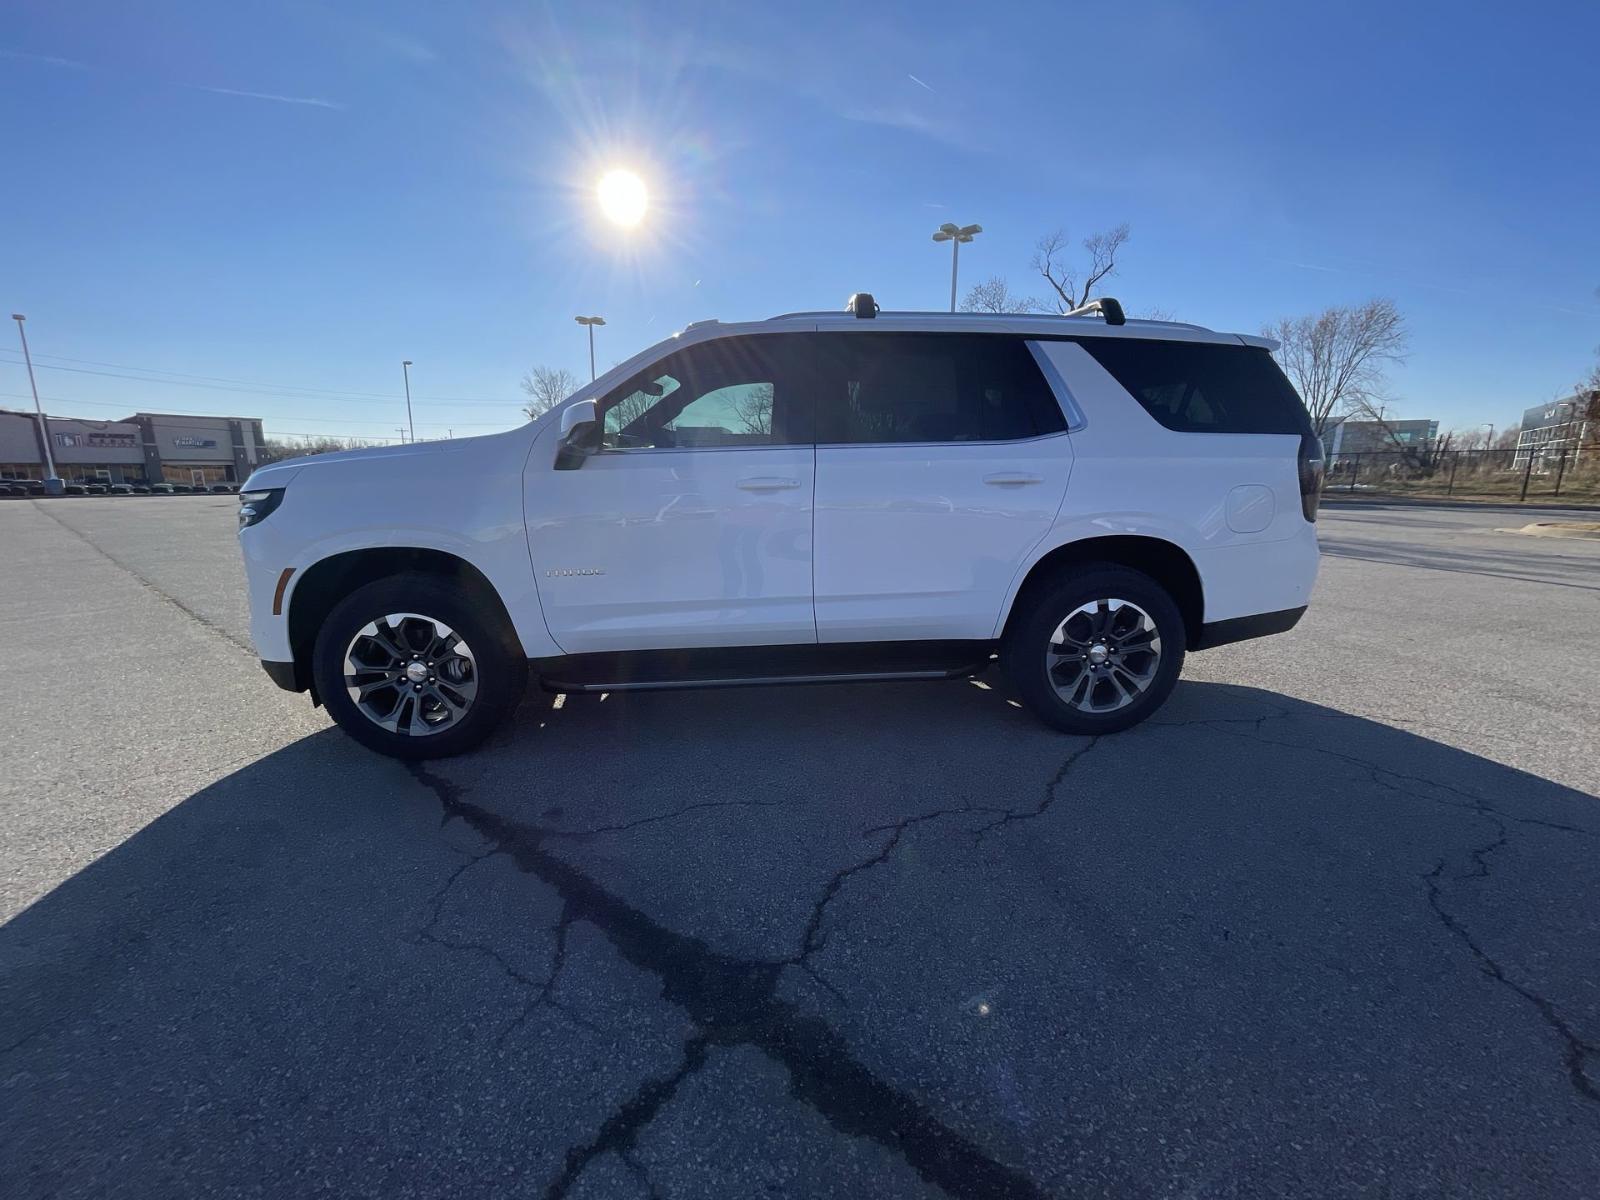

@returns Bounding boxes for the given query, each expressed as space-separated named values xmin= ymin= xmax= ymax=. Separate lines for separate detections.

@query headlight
xmin=238 ymin=488 xmax=285 ymax=529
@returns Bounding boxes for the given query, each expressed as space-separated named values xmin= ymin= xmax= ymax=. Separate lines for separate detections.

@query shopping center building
xmin=0 ymin=409 xmax=266 ymax=486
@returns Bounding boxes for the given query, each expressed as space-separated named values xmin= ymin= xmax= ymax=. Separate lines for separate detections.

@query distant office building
xmin=1324 ymin=418 xmax=1439 ymax=460
xmin=1514 ymin=396 xmax=1592 ymax=468
xmin=0 ymin=408 xmax=264 ymax=485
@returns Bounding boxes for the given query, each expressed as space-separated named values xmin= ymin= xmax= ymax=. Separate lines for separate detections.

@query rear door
xmin=527 ymin=333 xmax=818 ymax=653
xmin=811 ymin=332 xmax=1073 ymax=642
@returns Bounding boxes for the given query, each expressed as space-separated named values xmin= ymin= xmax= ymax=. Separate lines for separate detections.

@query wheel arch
xmin=286 ymin=547 xmax=521 ymax=698
xmin=999 ymin=535 xmax=1205 ymax=650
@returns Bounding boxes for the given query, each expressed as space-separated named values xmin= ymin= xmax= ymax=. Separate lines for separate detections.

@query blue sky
xmin=2 ymin=0 xmax=1597 ymax=443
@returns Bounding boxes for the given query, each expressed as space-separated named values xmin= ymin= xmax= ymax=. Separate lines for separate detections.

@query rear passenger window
xmin=814 ymin=334 xmax=1066 ymax=445
xmin=1080 ymin=339 xmax=1312 ymax=434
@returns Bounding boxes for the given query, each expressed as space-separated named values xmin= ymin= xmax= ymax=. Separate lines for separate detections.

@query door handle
xmin=983 ymin=473 xmax=1043 ymax=486
xmin=736 ymin=477 xmax=802 ymax=491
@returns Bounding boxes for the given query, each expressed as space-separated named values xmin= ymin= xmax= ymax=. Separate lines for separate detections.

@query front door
xmin=811 ymin=332 xmax=1074 ymax=642
xmin=527 ymin=333 xmax=818 ymax=654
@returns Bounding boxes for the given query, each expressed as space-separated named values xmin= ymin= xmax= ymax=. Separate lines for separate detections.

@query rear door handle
xmin=983 ymin=473 xmax=1043 ymax=486
xmin=736 ymin=476 xmax=802 ymax=491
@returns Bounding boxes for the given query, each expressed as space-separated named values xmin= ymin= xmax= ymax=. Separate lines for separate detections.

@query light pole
xmin=1479 ymin=423 xmax=1494 ymax=449
xmin=11 ymin=314 xmax=62 ymax=494
xmin=931 ymin=222 xmax=981 ymax=313
xmin=401 ymin=360 xmax=415 ymax=443
xmin=575 ymin=315 xmax=605 ymax=381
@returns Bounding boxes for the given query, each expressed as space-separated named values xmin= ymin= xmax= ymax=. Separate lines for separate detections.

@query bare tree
xmin=260 ymin=435 xmax=386 ymax=464
xmin=729 ymin=383 xmax=774 ymax=436
xmin=1266 ymin=299 xmax=1408 ymax=438
xmin=1031 ymin=224 xmax=1130 ymax=313
xmin=960 ymin=277 xmax=1043 ymax=314
xmin=520 ymin=365 xmax=580 ymax=419
xmin=1575 ymin=361 xmax=1600 ymax=442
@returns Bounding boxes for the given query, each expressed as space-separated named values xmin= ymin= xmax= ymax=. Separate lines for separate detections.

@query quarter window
xmin=812 ymin=333 xmax=1065 ymax=445
xmin=1079 ymin=339 xmax=1313 ymax=435
xmin=598 ymin=336 xmax=810 ymax=449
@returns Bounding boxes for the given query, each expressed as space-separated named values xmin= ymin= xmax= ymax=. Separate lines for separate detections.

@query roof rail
xmin=1062 ymin=297 xmax=1126 ymax=326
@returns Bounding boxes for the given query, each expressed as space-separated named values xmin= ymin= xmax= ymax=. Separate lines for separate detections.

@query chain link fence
xmin=1325 ymin=447 xmax=1600 ymax=503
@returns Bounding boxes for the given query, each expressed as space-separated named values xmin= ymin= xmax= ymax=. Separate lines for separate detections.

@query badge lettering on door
xmin=546 ymin=567 xmax=605 ymax=577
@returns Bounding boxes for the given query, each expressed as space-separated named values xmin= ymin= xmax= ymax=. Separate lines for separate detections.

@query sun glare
xmin=597 ymin=168 xmax=648 ymax=227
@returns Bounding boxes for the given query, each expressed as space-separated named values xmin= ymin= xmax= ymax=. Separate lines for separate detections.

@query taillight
xmin=1298 ymin=435 xmax=1325 ymax=521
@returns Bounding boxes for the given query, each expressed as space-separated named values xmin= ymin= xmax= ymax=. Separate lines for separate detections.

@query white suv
xmin=238 ymin=297 xmax=1323 ymax=759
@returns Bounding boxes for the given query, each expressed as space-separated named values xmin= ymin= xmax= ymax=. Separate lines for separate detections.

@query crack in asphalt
xmin=405 ymin=761 xmax=1053 ymax=1200
xmin=414 ymin=849 xmax=603 ymax=1043
xmin=970 ymin=736 xmax=1102 ymax=840
xmin=1198 ymin=715 xmax=1597 ymax=839
xmin=1423 ymin=858 xmax=1600 ymax=1103
xmin=541 ymin=1035 xmax=709 ymax=1200
xmin=1195 ymin=711 xmax=1599 ymax=1105
xmin=789 ymin=736 xmax=1101 ymax=971
xmin=617 ymin=1148 xmax=666 ymax=1200
xmin=545 ymin=798 xmax=782 ymax=841
xmin=792 ymin=806 xmax=985 ymax=963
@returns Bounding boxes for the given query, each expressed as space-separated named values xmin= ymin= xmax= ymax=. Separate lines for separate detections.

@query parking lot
xmin=3 ymin=495 xmax=1598 ymax=1198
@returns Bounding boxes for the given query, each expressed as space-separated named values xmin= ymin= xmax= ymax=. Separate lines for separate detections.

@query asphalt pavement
xmin=2 ymin=495 xmax=1598 ymax=1198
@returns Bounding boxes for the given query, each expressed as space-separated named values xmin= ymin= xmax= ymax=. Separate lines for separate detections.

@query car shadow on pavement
xmin=4 ymin=678 xmax=1599 ymax=1198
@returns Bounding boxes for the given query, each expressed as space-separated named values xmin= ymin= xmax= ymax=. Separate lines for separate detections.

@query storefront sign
xmin=172 ymin=436 xmax=218 ymax=448
xmin=55 ymin=431 xmax=139 ymax=448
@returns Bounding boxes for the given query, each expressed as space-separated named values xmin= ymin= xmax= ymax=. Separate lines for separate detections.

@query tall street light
xmin=575 ymin=315 xmax=606 ymax=381
xmin=401 ymin=359 xmax=415 ymax=443
xmin=11 ymin=314 xmax=62 ymax=494
xmin=1480 ymin=422 xmax=1495 ymax=449
xmin=931 ymin=222 xmax=982 ymax=313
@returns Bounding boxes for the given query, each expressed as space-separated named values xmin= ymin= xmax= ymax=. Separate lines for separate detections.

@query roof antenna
xmin=845 ymin=293 xmax=879 ymax=319
xmin=1064 ymin=297 xmax=1126 ymax=326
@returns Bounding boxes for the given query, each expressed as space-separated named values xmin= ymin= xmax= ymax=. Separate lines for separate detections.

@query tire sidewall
xmin=1005 ymin=565 xmax=1186 ymax=735
xmin=312 ymin=574 xmax=524 ymax=759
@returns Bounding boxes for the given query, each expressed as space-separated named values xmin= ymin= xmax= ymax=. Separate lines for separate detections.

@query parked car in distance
xmin=0 ymin=482 xmax=27 ymax=497
xmin=171 ymin=484 xmax=193 ymax=494
xmin=210 ymin=483 xmax=237 ymax=494
xmin=23 ymin=481 xmax=45 ymax=495
xmin=239 ymin=297 xmax=1324 ymax=759
xmin=108 ymin=483 xmax=134 ymax=496
xmin=62 ymin=483 xmax=87 ymax=495
xmin=130 ymin=484 xmax=152 ymax=494
xmin=149 ymin=483 xmax=176 ymax=494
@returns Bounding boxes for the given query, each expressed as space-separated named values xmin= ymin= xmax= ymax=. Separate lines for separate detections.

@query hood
xmin=271 ymin=439 xmax=453 ymax=471
xmin=242 ymin=427 xmax=529 ymax=491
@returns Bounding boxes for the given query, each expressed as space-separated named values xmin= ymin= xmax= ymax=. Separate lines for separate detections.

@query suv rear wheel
xmin=311 ymin=572 xmax=525 ymax=759
xmin=1003 ymin=563 xmax=1186 ymax=735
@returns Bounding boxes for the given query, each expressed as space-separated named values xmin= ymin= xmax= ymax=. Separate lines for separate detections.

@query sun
xmin=596 ymin=168 xmax=648 ymax=228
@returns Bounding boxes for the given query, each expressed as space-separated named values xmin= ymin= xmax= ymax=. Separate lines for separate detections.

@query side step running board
xmin=544 ymin=667 xmax=968 ymax=694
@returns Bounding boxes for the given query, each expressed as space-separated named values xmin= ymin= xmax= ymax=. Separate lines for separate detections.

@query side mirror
xmin=559 ymin=399 xmax=597 ymax=438
xmin=555 ymin=399 xmax=599 ymax=470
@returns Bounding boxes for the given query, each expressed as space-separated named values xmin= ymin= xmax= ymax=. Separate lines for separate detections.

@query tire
xmin=311 ymin=572 xmax=526 ymax=760
xmin=1002 ymin=563 xmax=1186 ymax=736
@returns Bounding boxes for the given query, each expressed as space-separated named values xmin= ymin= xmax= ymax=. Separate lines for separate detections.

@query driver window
xmin=597 ymin=336 xmax=809 ymax=449
xmin=602 ymin=374 xmax=682 ymax=448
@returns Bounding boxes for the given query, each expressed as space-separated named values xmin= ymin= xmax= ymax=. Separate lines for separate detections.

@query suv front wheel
xmin=1003 ymin=564 xmax=1186 ymax=735
xmin=311 ymin=572 xmax=526 ymax=760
